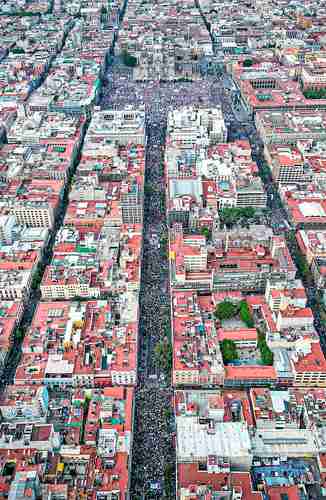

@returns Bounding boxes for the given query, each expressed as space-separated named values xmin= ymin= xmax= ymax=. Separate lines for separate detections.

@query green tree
xmin=154 ymin=338 xmax=172 ymax=371
xmin=164 ymin=407 xmax=172 ymax=420
xmin=239 ymin=300 xmax=254 ymax=328
xmin=243 ymin=58 xmax=253 ymax=67
xmin=80 ymin=393 xmax=91 ymax=444
xmin=219 ymin=207 xmax=238 ymax=226
xmin=214 ymin=300 xmax=237 ymax=321
xmin=287 ymin=231 xmax=312 ymax=283
xmin=257 ymin=330 xmax=274 ymax=365
xmin=242 ymin=206 xmax=256 ymax=218
xmin=164 ymin=463 xmax=174 ymax=496
xmin=296 ymin=252 xmax=311 ymax=280
xmin=259 ymin=163 xmax=271 ymax=182
xmin=100 ymin=5 xmax=108 ymax=22
xmin=303 ymin=88 xmax=326 ymax=100
xmin=122 ymin=50 xmax=137 ymax=67
xmin=31 ymin=265 xmax=43 ymax=290
xmin=15 ymin=328 xmax=25 ymax=341
xmin=164 ymin=324 xmax=172 ymax=341
xmin=219 ymin=207 xmax=256 ymax=227
xmin=201 ymin=226 xmax=210 ymax=239
xmin=11 ymin=47 xmax=25 ymax=54
xmin=220 ymin=339 xmax=238 ymax=364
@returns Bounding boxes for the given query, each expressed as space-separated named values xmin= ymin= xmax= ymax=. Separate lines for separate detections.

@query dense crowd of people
xmin=132 ymin=113 xmax=175 ymax=498
xmin=102 ymin=65 xmax=213 ymax=110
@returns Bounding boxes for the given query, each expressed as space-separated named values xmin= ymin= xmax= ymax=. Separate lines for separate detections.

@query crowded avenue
xmin=100 ymin=56 xmax=237 ymax=496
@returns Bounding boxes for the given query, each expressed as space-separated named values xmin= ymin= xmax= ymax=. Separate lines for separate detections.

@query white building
xmin=0 ymin=269 xmax=31 ymax=300
xmin=86 ymin=108 xmax=146 ymax=146
xmin=0 ymin=386 xmax=49 ymax=423
xmin=251 ymin=428 xmax=317 ymax=458
xmin=14 ymin=202 xmax=55 ymax=228
xmin=0 ymin=215 xmax=17 ymax=244
xmin=176 ymin=417 xmax=252 ymax=470
xmin=167 ymin=107 xmax=227 ymax=148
